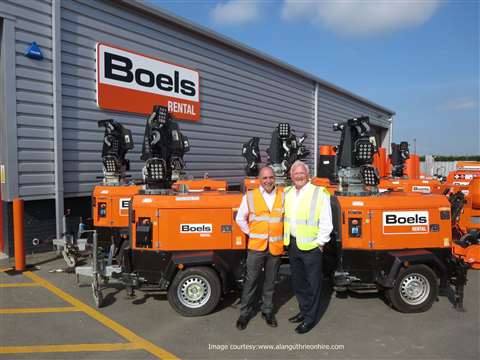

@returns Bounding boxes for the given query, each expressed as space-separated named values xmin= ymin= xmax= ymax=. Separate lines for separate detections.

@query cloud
xmin=441 ymin=98 xmax=478 ymax=111
xmin=211 ymin=0 xmax=260 ymax=25
xmin=281 ymin=0 xmax=441 ymax=36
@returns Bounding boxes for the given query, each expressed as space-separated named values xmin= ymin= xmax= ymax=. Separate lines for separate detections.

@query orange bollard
xmin=13 ymin=198 xmax=25 ymax=271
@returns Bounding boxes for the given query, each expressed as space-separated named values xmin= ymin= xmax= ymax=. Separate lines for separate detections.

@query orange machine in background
xmin=455 ymin=178 xmax=480 ymax=234
xmin=92 ymin=184 xmax=141 ymax=230
xmin=404 ymin=154 xmax=420 ymax=179
xmin=173 ymin=179 xmax=228 ymax=192
xmin=377 ymin=143 xmax=442 ymax=194
xmin=441 ymin=161 xmax=480 ymax=194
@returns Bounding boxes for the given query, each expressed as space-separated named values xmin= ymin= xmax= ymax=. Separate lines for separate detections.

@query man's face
xmin=291 ymin=165 xmax=308 ymax=189
xmin=259 ymin=168 xmax=275 ymax=193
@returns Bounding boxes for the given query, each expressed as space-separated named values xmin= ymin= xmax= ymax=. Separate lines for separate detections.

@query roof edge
xmin=117 ymin=0 xmax=396 ymax=116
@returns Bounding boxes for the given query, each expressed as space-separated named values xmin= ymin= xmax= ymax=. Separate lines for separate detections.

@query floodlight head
xmin=360 ymin=165 xmax=380 ymax=186
xmin=278 ymin=123 xmax=291 ymax=139
xmin=145 ymin=158 xmax=166 ymax=182
xmin=153 ymin=105 xmax=169 ymax=124
xmin=354 ymin=138 xmax=376 ymax=165
xmin=399 ymin=141 xmax=410 ymax=160
xmin=332 ymin=123 xmax=343 ymax=132
xmin=103 ymin=155 xmax=119 ymax=174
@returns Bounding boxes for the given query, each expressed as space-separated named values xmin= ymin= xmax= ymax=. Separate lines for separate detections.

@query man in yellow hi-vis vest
xmin=284 ymin=160 xmax=333 ymax=334
xmin=235 ymin=166 xmax=284 ymax=330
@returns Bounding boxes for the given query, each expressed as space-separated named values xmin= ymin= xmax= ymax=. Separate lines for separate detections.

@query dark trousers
xmin=240 ymin=249 xmax=281 ymax=317
xmin=289 ymin=236 xmax=323 ymax=325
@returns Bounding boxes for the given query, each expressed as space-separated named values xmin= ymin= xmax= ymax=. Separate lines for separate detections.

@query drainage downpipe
xmin=53 ymin=0 xmax=64 ymax=239
xmin=313 ymin=83 xmax=319 ymax=177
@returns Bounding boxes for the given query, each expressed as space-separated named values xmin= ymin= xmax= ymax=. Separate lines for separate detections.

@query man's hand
xmin=318 ymin=245 xmax=323 ymax=252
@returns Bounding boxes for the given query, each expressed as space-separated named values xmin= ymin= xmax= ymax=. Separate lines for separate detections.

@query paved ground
xmin=0 ymin=251 xmax=479 ymax=360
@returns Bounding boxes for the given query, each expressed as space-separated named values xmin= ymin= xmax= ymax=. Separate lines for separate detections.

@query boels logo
xmin=383 ymin=211 xmax=429 ymax=234
xmin=96 ymin=43 xmax=200 ymax=121
xmin=180 ymin=224 xmax=212 ymax=234
xmin=119 ymin=198 xmax=131 ymax=216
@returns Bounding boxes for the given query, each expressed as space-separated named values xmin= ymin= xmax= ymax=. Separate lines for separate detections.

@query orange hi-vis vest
xmin=246 ymin=187 xmax=284 ymax=256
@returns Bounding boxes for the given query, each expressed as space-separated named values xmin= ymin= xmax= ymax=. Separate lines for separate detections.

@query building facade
xmin=0 ymin=0 xmax=395 ymax=255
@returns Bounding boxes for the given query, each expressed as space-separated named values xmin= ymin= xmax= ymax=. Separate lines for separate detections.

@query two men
xmin=235 ymin=161 xmax=333 ymax=334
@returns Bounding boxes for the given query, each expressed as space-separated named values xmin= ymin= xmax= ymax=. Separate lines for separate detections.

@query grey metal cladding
xmin=316 ymin=84 xmax=392 ymax=148
xmin=1 ymin=0 xmax=55 ymax=200
xmin=3 ymin=0 xmax=393 ymax=201
xmin=61 ymin=0 xmax=315 ymax=197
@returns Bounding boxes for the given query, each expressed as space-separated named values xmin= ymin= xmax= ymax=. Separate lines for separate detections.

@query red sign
xmin=96 ymin=43 xmax=200 ymax=121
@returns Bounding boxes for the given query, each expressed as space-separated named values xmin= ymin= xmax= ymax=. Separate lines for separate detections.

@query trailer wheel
xmin=387 ymin=265 xmax=438 ymax=313
xmin=167 ymin=267 xmax=221 ymax=317
xmin=62 ymin=250 xmax=76 ymax=268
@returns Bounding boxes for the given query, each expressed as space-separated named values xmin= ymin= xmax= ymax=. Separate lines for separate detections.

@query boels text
xmin=104 ymin=52 xmax=196 ymax=97
xmin=385 ymin=214 xmax=428 ymax=224
xmin=383 ymin=211 xmax=429 ymax=234
xmin=97 ymin=43 xmax=200 ymax=121
xmin=180 ymin=224 xmax=212 ymax=234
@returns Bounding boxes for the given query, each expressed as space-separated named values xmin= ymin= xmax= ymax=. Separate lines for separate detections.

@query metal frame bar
xmin=313 ymin=83 xmax=319 ymax=176
xmin=53 ymin=0 xmax=64 ymax=238
xmin=0 ymin=16 xmax=18 ymax=201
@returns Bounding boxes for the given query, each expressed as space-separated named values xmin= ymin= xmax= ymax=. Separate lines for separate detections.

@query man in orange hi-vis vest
xmin=235 ymin=166 xmax=284 ymax=330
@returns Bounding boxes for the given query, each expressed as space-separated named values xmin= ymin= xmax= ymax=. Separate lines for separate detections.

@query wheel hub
xmin=178 ymin=275 xmax=211 ymax=309
xmin=399 ymin=273 xmax=430 ymax=306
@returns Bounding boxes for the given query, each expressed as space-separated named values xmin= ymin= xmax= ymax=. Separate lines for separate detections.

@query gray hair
xmin=289 ymin=160 xmax=309 ymax=176
xmin=258 ymin=165 xmax=275 ymax=177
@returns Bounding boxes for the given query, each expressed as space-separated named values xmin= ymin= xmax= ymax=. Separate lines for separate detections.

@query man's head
xmin=258 ymin=166 xmax=275 ymax=193
xmin=290 ymin=161 xmax=309 ymax=189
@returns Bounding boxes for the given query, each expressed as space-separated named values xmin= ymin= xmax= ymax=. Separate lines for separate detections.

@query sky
xmin=147 ymin=0 xmax=479 ymax=156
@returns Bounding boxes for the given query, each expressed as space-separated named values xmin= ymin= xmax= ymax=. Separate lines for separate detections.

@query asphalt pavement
xmin=0 ymin=252 xmax=478 ymax=360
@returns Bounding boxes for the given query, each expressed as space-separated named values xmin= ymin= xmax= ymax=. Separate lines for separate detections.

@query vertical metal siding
xmin=2 ymin=0 xmax=393 ymax=201
xmin=61 ymin=0 xmax=316 ymax=196
xmin=316 ymin=84 xmax=392 ymax=150
xmin=1 ymin=0 xmax=55 ymax=200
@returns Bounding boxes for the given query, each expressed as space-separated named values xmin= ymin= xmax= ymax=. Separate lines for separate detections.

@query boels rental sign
xmin=96 ymin=43 xmax=200 ymax=121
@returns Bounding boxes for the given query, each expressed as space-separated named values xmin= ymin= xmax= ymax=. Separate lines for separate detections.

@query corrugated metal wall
xmin=60 ymin=0 xmax=315 ymax=197
xmin=2 ymin=0 xmax=55 ymax=199
xmin=2 ymin=0 xmax=393 ymax=201
xmin=420 ymin=161 xmax=457 ymax=177
xmin=316 ymin=84 xmax=392 ymax=151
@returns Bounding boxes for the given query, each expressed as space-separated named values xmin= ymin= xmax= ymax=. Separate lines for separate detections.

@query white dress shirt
xmin=235 ymin=186 xmax=278 ymax=235
xmin=289 ymin=182 xmax=333 ymax=247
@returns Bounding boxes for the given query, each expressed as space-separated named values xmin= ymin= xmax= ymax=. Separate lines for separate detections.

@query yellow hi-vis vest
xmin=246 ymin=187 xmax=284 ymax=256
xmin=283 ymin=182 xmax=329 ymax=251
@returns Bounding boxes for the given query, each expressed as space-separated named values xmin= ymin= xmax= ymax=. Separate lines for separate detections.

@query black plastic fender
xmin=378 ymin=249 xmax=448 ymax=288
xmin=170 ymin=251 xmax=231 ymax=294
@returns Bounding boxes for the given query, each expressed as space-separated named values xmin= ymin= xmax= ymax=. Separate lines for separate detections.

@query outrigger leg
xmin=453 ymin=265 xmax=468 ymax=312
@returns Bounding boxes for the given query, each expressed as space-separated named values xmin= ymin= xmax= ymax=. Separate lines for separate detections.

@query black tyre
xmin=167 ymin=267 xmax=221 ymax=317
xmin=386 ymin=265 xmax=438 ymax=313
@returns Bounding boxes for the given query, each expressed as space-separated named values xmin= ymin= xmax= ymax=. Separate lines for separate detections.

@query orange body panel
xmin=311 ymin=177 xmax=338 ymax=195
xmin=337 ymin=192 xmax=452 ymax=250
xmin=373 ymin=147 xmax=388 ymax=178
xmin=404 ymin=155 xmax=420 ymax=179
xmin=243 ymin=177 xmax=261 ymax=191
xmin=445 ymin=170 xmax=480 ymax=189
xmin=131 ymin=191 xmax=246 ymax=251
xmin=379 ymin=178 xmax=442 ymax=194
xmin=457 ymin=178 xmax=480 ymax=232
xmin=456 ymin=161 xmax=480 ymax=170
xmin=319 ymin=145 xmax=336 ymax=156
xmin=172 ymin=179 xmax=228 ymax=192
xmin=452 ymin=243 xmax=480 ymax=270
xmin=92 ymin=184 xmax=142 ymax=228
